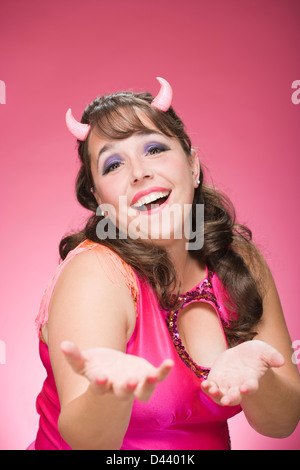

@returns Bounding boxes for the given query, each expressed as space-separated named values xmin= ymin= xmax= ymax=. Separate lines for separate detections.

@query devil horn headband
xmin=65 ymin=77 xmax=173 ymax=141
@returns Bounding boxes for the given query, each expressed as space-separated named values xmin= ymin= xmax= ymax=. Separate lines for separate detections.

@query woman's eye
xmin=145 ymin=144 xmax=169 ymax=156
xmin=102 ymin=161 xmax=122 ymax=175
xmin=147 ymin=147 xmax=161 ymax=155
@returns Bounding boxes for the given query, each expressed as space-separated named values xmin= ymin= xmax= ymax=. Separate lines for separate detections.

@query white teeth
xmin=132 ymin=191 xmax=170 ymax=208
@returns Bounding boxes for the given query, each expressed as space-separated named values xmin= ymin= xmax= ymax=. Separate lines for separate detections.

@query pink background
xmin=0 ymin=0 xmax=299 ymax=450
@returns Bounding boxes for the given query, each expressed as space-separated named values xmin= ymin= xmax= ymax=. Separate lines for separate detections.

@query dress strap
xmin=35 ymin=239 xmax=139 ymax=334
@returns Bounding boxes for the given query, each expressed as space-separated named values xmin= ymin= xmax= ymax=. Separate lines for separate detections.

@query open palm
xmin=61 ymin=341 xmax=174 ymax=402
xmin=201 ymin=340 xmax=285 ymax=406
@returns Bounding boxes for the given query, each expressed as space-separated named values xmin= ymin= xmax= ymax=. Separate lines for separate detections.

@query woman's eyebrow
xmin=136 ymin=130 xmax=166 ymax=138
xmin=97 ymin=142 xmax=116 ymax=167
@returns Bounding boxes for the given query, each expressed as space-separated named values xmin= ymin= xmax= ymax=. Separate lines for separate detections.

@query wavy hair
xmin=60 ymin=90 xmax=265 ymax=345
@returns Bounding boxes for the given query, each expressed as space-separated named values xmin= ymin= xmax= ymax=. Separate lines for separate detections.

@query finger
xmin=89 ymin=375 xmax=112 ymax=395
xmin=220 ymin=387 xmax=241 ymax=406
xmin=209 ymin=385 xmax=221 ymax=398
xmin=126 ymin=378 xmax=139 ymax=390
xmin=112 ymin=378 xmax=139 ymax=400
xmin=201 ymin=381 xmax=224 ymax=407
xmin=60 ymin=341 xmax=87 ymax=374
xmin=240 ymin=378 xmax=259 ymax=395
xmin=155 ymin=359 xmax=174 ymax=382
xmin=201 ymin=380 xmax=221 ymax=398
xmin=200 ymin=379 xmax=210 ymax=390
xmin=136 ymin=359 xmax=174 ymax=400
xmin=134 ymin=375 xmax=159 ymax=402
xmin=127 ymin=359 xmax=174 ymax=402
xmin=262 ymin=344 xmax=285 ymax=368
xmin=268 ymin=350 xmax=285 ymax=368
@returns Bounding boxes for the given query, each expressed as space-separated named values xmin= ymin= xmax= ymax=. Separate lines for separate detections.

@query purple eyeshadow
xmin=144 ymin=142 xmax=168 ymax=153
xmin=102 ymin=154 xmax=122 ymax=174
xmin=101 ymin=140 xmax=169 ymax=175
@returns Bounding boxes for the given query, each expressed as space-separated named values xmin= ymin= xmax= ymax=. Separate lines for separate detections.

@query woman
xmin=30 ymin=78 xmax=300 ymax=450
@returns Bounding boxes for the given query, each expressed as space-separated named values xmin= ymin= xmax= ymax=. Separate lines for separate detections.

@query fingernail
xmin=146 ymin=376 xmax=157 ymax=384
xmin=126 ymin=380 xmax=138 ymax=390
xmin=95 ymin=376 xmax=108 ymax=386
xmin=165 ymin=359 xmax=174 ymax=368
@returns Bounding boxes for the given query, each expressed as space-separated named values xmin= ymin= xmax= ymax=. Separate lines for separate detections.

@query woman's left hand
xmin=201 ymin=340 xmax=285 ymax=406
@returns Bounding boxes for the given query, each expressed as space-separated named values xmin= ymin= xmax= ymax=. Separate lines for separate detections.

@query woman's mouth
xmin=131 ymin=190 xmax=171 ymax=214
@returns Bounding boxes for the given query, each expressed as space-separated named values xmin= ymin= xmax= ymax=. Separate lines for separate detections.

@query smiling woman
xmin=89 ymin=125 xmax=198 ymax=246
xmin=29 ymin=78 xmax=300 ymax=450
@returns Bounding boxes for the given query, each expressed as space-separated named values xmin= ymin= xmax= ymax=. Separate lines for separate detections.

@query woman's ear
xmin=189 ymin=147 xmax=201 ymax=187
xmin=90 ymin=187 xmax=102 ymax=207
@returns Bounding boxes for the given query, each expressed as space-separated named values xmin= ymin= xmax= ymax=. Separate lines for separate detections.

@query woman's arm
xmin=57 ymin=343 xmax=172 ymax=449
xmin=201 ymin=251 xmax=300 ymax=438
xmin=240 ymin=256 xmax=300 ymax=437
xmin=47 ymin=249 xmax=172 ymax=449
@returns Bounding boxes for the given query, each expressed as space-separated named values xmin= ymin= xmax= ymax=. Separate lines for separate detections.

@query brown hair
xmin=59 ymin=90 xmax=264 ymax=345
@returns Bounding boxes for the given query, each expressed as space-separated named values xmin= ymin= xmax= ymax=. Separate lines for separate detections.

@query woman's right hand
xmin=61 ymin=341 xmax=174 ymax=402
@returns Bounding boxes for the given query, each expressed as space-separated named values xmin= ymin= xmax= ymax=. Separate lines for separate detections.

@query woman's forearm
xmin=241 ymin=368 xmax=300 ymax=438
xmin=58 ymin=387 xmax=134 ymax=450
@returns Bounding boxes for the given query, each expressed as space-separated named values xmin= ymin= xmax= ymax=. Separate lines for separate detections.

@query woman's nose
xmin=130 ymin=159 xmax=154 ymax=184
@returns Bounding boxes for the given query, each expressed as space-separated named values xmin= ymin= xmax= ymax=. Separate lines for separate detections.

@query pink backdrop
xmin=0 ymin=0 xmax=299 ymax=450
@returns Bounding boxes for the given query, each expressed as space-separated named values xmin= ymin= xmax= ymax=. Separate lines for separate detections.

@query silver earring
xmin=97 ymin=205 xmax=105 ymax=217
xmin=192 ymin=170 xmax=200 ymax=185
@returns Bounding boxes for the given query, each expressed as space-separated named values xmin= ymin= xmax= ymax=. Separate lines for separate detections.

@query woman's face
xmin=88 ymin=116 xmax=200 ymax=246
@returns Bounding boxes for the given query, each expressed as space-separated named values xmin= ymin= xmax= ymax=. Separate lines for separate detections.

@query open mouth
xmin=131 ymin=190 xmax=171 ymax=212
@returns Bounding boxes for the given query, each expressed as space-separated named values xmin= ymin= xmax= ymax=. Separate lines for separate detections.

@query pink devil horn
xmin=65 ymin=108 xmax=91 ymax=141
xmin=151 ymin=77 xmax=173 ymax=112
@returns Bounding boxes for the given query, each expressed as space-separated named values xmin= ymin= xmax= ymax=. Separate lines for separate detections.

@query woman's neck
xmin=166 ymin=239 xmax=206 ymax=294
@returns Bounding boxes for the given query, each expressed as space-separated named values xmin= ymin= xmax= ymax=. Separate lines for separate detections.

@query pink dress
xmin=28 ymin=239 xmax=241 ymax=450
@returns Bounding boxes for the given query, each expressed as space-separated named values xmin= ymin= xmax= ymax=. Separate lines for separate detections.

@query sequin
xmin=166 ymin=271 xmax=227 ymax=380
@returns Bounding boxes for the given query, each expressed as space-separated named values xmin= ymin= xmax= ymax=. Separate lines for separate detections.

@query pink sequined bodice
xmin=29 ymin=240 xmax=241 ymax=450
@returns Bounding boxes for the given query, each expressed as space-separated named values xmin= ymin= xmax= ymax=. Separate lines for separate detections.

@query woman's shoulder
xmin=57 ymin=239 xmax=139 ymax=304
xmin=36 ymin=240 xmax=139 ymax=338
xmin=43 ymin=241 xmax=138 ymax=364
xmin=66 ymin=240 xmax=138 ymax=297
